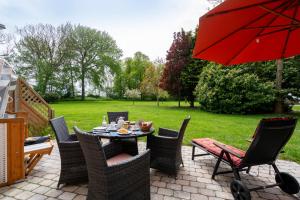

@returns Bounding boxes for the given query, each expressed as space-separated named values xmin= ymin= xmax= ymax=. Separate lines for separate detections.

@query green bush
xmin=43 ymin=92 xmax=61 ymax=103
xmin=195 ymin=64 xmax=276 ymax=114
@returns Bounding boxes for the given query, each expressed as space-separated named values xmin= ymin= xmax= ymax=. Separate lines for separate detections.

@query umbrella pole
xmin=275 ymin=59 xmax=283 ymax=114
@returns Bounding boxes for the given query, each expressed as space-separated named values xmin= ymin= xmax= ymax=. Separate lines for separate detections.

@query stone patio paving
xmin=1 ymin=141 xmax=300 ymax=200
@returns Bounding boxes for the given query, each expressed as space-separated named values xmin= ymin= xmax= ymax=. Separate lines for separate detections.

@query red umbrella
xmin=193 ymin=0 xmax=300 ymax=65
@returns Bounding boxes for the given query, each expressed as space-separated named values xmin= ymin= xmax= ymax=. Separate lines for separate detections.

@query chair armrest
xmin=103 ymin=141 xmax=124 ymax=159
xmin=146 ymin=135 xmax=178 ymax=153
xmin=213 ymin=142 xmax=244 ymax=159
xmin=58 ymin=141 xmax=82 ymax=152
xmin=58 ymin=141 xmax=86 ymax=164
xmin=148 ymin=135 xmax=178 ymax=145
xmin=68 ymin=134 xmax=78 ymax=141
xmin=158 ymin=128 xmax=179 ymax=138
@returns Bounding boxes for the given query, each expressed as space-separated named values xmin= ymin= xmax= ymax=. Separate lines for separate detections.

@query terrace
xmin=1 ymin=142 xmax=300 ymax=200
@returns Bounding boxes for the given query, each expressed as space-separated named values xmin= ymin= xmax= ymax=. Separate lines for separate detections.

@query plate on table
xmin=117 ymin=130 xmax=132 ymax=135
xmin=93 ymin=126 xmax=107 ymax=132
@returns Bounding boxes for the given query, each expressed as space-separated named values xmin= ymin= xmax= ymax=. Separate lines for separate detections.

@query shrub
xmin=43 ymin=92 xmax=61 ymax=103
xmin=195 ymin=64 xmax=276 ymax=114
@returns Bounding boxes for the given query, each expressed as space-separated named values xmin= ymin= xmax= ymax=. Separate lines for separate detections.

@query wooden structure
xmin=0 ymin=115 xmax=25 ymax=186
xmin=24 ymin=140 xmax=53 ymax=176
xmin=6 ymin=78 xmax=55 ymax=135
xmin=0 ymin=111 xmax=54 ymax=186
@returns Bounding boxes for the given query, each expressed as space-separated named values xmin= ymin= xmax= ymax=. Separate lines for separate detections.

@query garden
xmin=51 ymin=100 xmax=300 ymax=163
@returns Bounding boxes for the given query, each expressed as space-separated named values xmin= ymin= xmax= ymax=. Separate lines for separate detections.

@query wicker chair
xmin=74 ymin=127 xmax=151 ymax=200
xmin=107 ymin=111 xmax=128 ymax=123
xmin=49 ymin=116 xmax=88 ymax=188
xmin=146 ymin=116 xmax=191 ymax=175
xmin=107 ymin=111 xmax=138 ymax=155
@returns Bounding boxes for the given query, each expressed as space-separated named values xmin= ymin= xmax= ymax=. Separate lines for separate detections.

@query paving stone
xmin=58 ymin=192 xmax=77 ymax=200
xmin=157 ymin=188 xmax=173 ymax=196
xmin=21 ymin=183 xmax=40 ymax=191
xmin=15 ymin=191 xmax=35 ymax=200
xmin=74 ymin=187 xmax=88 ymax=195
xmin=183 ymin=186 xmax=198 ymax=193
xmin=3 ymin=188 xmax=24 ymax=197
xmin=215 ymin=191 xmax=233 ymax=199
xmin=191 ymin=193 xmax=209 ymax=200
xmin=28 ymin=177 xmax=44 ymax=184
xmin=174 ymin=191 xmax=191 ymax=199
xmin=32 ymin=186 xmax=51 ymax=194
xmin=27 ymin=194 xmax=48 ymax=200
xmin=163 ymin=196 xmax=181 ymax=200
xmin=44 ymin=189 xmax=63 ymax=198
xmin=44 ymin=174 xmax=57 ymax=180
xmin=175 ymin=179 xmax=189 ymax=186
xmin=73 ymin=195 xmax=86 ymax=200
xmin=1 ymin=197 xmax=16 ymax=200
xmin=199 ymin=188 xmax=216 ymax=197
xmin=151 ymin=193 xmax=164 ymax=200
xmin=166 ymin=183 xmax=182 ymax=191
xmin=0 ymin=186 xmax=10 ymax=193
xmin=1 ymin=142 xmax=299 ymax=200
xmin=152 ymin=181 xmax=167 ymax=188
xmin=62 ymin=186 xmax=79 ymax=192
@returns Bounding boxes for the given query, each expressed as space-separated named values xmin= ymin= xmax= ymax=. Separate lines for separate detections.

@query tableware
xmin=117 ymin=117 xmax=125 ymax=129
xmin=93 ymin=126 xmax=107 ymax=131
xmin=140 ymin=121 xmax=152 ymax=132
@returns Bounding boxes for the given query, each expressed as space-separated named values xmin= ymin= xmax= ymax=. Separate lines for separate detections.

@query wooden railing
xmin=17 ymin=79 xmax=54 ymax=120
xmin=6 ymin=78 xmax=54 ymax=135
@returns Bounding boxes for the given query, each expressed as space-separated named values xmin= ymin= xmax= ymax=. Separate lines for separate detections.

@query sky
xmin=0 ymin=0 xmax=210 ymax=60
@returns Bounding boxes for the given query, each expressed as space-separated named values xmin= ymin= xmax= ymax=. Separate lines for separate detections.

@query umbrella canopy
xmin=193 ymin=0 xmax=300 ymax=65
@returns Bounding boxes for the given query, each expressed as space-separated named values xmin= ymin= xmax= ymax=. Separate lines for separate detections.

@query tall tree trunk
xmin=275 ymin=59 xmax=284 ymax=113
xmin=156 ymin=95 xmax=160 ymax=107
xmin=178 ymin=90 xmax=181 ymax=107
xmin=190 ymin=96 xmax=194 ymax=108
xmin=70 ymin=68 xmax=75 ymax=97
xmin=81 ymin=67 xmax=85 ymax=101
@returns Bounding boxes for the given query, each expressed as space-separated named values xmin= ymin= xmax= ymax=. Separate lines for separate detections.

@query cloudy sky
xmin=0 ymin=0 xmax=210 ymax=60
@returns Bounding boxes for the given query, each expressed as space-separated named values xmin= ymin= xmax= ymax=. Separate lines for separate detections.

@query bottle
xmin=102 ymin=115 xmax=107 ymax=127
xmin=117 ymin=116 xmax=125 ymax=129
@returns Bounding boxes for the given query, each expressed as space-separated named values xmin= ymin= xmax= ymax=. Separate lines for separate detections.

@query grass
xmin=50 ymin=100 xmax=300 ymax=163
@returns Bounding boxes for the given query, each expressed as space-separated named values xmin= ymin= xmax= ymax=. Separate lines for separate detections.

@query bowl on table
xmin=139 ymin=121 xmax=152 ymax=132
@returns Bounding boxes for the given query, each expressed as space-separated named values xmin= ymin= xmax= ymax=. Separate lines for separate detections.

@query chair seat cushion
xmin=192 ymin=138 xmax=245 ymax=166
xmin=106 ymin=153 xmax=133 ymax=166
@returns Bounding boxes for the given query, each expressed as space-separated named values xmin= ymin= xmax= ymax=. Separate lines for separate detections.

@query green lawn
xmin=50 ymin=100 xmax=300 ymax=163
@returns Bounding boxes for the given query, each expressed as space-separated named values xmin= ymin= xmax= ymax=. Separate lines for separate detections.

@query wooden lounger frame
xmin=24 ymin=140 xmax=54 ymax=176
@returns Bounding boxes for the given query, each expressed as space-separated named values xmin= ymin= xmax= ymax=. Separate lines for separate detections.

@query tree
xmin=124 ymin=88 xmax=141 ymax=105
xmin=123 ymin=52 xmax=152 ymax=94
xmin=237 ymin=58 xmax=300 ymax=112
xmin=180 ymin=28 xmax=208 ymax=107
xmin=195 ymin=63 xmax=276 ymax=114
xmin=14 ymin=23 xmax=73 ymax=95
xmin=70 ymin=25 xmax=122 ymax=100
xmin=140 ymin=59 xmax=167 ymax=106
xmin=160 ymin=29 xmax=191 ymax=107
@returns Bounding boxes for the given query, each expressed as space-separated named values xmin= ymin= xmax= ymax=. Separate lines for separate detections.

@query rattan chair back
xmin=107 ymin=111 xmax=128 ymax=123
xmin=50 ymin=116 xmax=70 ymax=142
xmin=241 ymin=118 xmax=297 ymax=167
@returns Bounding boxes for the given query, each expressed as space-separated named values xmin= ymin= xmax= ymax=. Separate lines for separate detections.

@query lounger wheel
xmin=230 ymin=180 xmax=251 ymax=200
xmin=275 ymin=172 xmax=300 ymax=194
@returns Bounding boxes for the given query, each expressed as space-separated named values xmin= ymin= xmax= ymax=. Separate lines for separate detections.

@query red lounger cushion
xmin=106 ymin=153 xmax=133 ymax=166
xmin=192 ymin=138 xmax=245 ymax=166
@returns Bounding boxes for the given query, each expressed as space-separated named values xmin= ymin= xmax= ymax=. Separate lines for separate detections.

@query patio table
xmin=90 ymin=127 xmax=155 ymax=139
xmin=90 ymin=127 xmax=154 ymax=155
